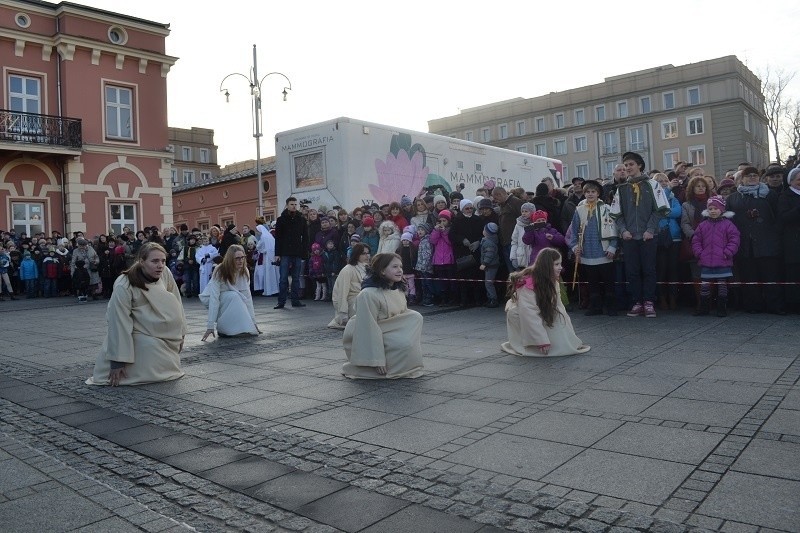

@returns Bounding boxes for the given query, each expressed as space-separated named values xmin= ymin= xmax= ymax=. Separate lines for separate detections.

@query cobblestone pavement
xmin=0 ymin=295 xmax=797 ymax=532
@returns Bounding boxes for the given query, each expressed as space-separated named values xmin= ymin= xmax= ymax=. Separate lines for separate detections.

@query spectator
xmin=71 ymin=238 xmax=101 ymax=300
xmin=492 ymin=186 xmax=524 ymax=273
xmin=274 ymin=196 xmax=309 ymax=309
xmin=778 ymin=167 xmax=800 ymax=313
xmin=611 ymin=151 xmax=668 ymax=318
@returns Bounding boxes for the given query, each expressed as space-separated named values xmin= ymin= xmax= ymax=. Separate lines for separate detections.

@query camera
xmin=271 ymin=258 xmax=281 ymax=266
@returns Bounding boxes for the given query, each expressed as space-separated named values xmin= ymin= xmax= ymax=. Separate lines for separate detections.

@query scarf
xmin=691 ymin=193 xmax=708 ymax=226
xmin=737 ymin=183 xmax=769 ymax=198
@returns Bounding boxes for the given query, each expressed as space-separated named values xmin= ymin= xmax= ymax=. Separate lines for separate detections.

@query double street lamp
xmin=219 ymin=44 xmax=292 ymax=217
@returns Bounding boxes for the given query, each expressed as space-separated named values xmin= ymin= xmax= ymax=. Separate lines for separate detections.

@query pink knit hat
xmin=707 ymin=195 xmax=725 ymax=211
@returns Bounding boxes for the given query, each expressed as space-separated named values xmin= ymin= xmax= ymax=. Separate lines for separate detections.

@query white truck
xmin=275 ymin=117 xmax=562 ymax=210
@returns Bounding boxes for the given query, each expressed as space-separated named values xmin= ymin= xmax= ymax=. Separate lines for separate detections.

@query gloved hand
xmin=336 ymin=312 xmax=349 ymax=326
xmin=468 ymin=241 xmax=480 ymax=252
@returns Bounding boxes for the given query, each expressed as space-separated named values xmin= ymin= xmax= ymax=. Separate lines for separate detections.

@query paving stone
xmin=361 ymin=503 xmax=484 ymax=532
xmin=247 ymin=471 xmax=347 ymax=511
xmin=539 ymin=510 xmax=571 ymax=527
xmin=571 ymin=518 xmax=609 ymax=533
xmin=557 ymin=500 xmax=589 ymax=517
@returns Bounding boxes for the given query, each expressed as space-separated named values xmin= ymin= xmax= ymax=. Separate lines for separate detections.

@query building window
xmin=481 ymin=128 xmax=490 ymax=142
xmin=15 ymin=13 xmax=31 ymax=28
xmin=11 ymin=202 xmax=44 ymax=236
xmin=201 ymin=172 xmax=211 ymax=181
xmin=108 ymin=26 xmax=128 ymax=45
xmin=595 ymin=105 xmax=606 ymax=122
xmin=687 ymin=115 xmax=704 ymax=135
xmin=465 ymin=131 xmax=473 ymax=142
xmin=499 ymin=124 xmax=508 ymax=139
xmin=738 ymin=81 xmax=744 ymax=98
xmin=183 ymin=170 xmax=194 ymax=184
xmin=688 ymin=145 xmax=706 ymax=166
xmin=553 ymin=138 xmax=567 ymax=156
xmin=516 ymin=121 xmax=526 ymax=136
xmin=475 ymin=162 xmax=482 ymax=172
xmin=745 ymin=142 xmax=752 ymax=162
xmin=515 ymin=145 xmax=527 ymax=153
xmin=662 ymin=91 xmax=675 ymax=110
xmin=662 ymin=119 xmax=678 ymax=139
xmin=171 ymin=169 xmax=177 ymax=186
xmin=9 ymin=74 xmax=42 ymax=114
xmin=457 ymin=160 xmax=464 ymax=169
xmin=628 ymin=127 xmax=645 ymax=151
xmin=603 ymin=160 xmax=616 ymax=179
xmin=200 ymin=149 xmax=210 ymax=163
xmin=535 ymin=117 xmax=545 ymax=132
xmin=617 ymin=101 xmax=628 ymax=119
xmin=574 ymin=135 xmax=587 ymax=152
xmin=110 ymin=204 xmax=136 ymax=236
xmin=105 ymin=85 xmax=134 ymax=140
xmin=554 ymin=113 xmax=565 ymax=129
xmin=574 ymin=109 xmax=585 ymax=126
xmin=687 ymin=86 xmax=700 ymax=106
xmin=534 ymin=142 xmax=546 ymax=157
xmin=744 ymin=110 xmax=750 ymax=132
xmin=182 ymin=147 xmax=192 ymax=161
xmin=663 ymin=149 xmax=680 ymax=171
xmin=602 ymin=131 xmax=617 ymax=155
xmin=640 ymin=96 xmax=651 ymax=114
xmin=575 ymin=162 xmax=589 ymax=179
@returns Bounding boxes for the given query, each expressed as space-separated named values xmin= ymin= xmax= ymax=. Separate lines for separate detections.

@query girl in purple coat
xmin=691 ymin=196 xmax=740 ymax=317
xmin=522 ymin=210 xmax=566 ymax=265
xmin=430 ymin=210 xmax=457 ymax=306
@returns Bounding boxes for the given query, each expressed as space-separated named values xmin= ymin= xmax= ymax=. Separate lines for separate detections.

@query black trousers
xmin=736 ymin=255 xmax=782 ymax=312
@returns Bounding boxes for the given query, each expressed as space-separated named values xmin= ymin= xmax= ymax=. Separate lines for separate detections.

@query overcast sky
xmin=81 ymin=0 xmax=800 ymax=165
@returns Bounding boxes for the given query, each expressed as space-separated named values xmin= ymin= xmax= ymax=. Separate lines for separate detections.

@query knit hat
xmin=417 ymin=222 xmax=432 ymax=234
xmin=717 ymin=178 xmax=736 ymax=191
xmin=433 ymin=194 xmax=447 ymax=206
xmin=477 ymin=198 xmax=493 ymax=210
xmin=23 ymin=251 xmax=31 ymax=257
xmin=76 ymin=238 xmax=88 ymax=246
xmin=531 ymin=210 xmax=549 ymax=222
xmin=403 ymin=225 xmax=416 ymax=235
xmin=227 ymin=223 xmax=236 ymax=232
xmin=437 ymin=210 xmax=452 ymax=221
xmin=787 ymin=167 xmax=800 ymax=186
xmin=765 ymin=166 xmax=785 ymax=177
xmin=400 ymin=195 xmax=413 ymax=207
xmin=707 ymin=195 xmax=725 ymax=211
xmin=622 ymin=151 xmax=646 ymax=172
xmin=459 ymin=198 xmax=474 ymax=211
xmin=521 ymin=202 xmax=536 ymax=213
xmin=401 ymin=232 xmax=414 ymax=241
xmin=485 ymin=222 xmax=498 ymax=234
xmin=361 ymin=215 xmax=374 ymax=228
xmin=311 ymin=243 xmax=322 ymax=251
xmin=484 ymin=179 xmax=496 ymax=189
xmin=349 ymin=234 xmax=361 ymax=242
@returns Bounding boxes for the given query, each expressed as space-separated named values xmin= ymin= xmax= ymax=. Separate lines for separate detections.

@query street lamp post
xmin=219 ymin=45 xmax=292 ymax=218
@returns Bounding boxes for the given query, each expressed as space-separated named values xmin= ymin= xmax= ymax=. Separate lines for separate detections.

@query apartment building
xmin=168 ymin=126 xmax=220 ymax=186
xmin=0 ymin=0 xmax=178 ymax=237
xmin=428 ymin=56 xmax=769 ymax=183
xmin=171 ymin=157 xmax=278 ymax=232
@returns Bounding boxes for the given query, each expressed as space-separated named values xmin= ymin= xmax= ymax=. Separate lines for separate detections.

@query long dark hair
xmin=123 ymin=242 xmax=167 ymax=290
xmin=364 ymin=252 xmax=406 ymax=291
xmin=348 ymin=243 xmax=370 ymax=266
xmin=507 ymin=248 xmax=562 ymax=327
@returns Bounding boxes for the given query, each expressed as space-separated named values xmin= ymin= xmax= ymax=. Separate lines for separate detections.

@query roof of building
xmin=171 ymin=160 xmax=276 ymax=193
xmin=19 ymin=0 xmax=170 ymax=29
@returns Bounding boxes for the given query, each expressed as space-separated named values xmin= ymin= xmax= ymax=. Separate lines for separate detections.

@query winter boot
xmin=658 ymin=288 xmax=669 ymax=310
xmin=585 ymin=295 xmax=604 ymax=316
xmin=314 ymin=283 xmax=322 ymax=301
xmin=693 ymin=296 xmax=710 ymax=316
xmin=716 ymin=297 xmax=728 ymax=317
xmin=605 ymin=296 xmax=617 ymax=316
xmin=321 ymin=285 xmax=328 ymax=302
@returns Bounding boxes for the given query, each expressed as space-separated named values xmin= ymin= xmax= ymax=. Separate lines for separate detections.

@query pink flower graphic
xmin=370 ymin=149 xmax=428 ymax=205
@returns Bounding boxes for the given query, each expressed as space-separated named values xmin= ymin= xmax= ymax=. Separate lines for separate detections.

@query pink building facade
xmin=0 ymin=0 xmax=177 ymax=238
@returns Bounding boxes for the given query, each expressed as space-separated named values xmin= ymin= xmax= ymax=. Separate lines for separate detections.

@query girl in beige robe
xmin=87 ymin=243 xmax=186 ymax=386
xmin=501 ymin=248 xmax=590 ymax=358
xmin=328 ymin=243 xmax=370 ymax=329
xmin=342 ymin=253 xmax=424 ymax=379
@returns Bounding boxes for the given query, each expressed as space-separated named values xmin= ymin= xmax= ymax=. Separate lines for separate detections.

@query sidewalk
xmin=0 ymin=294 xmax=797 ymax=532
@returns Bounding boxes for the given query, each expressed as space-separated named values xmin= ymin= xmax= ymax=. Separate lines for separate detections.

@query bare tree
xmin=761 ymin=67 xmax=796 ymax=164
xmin=783 ymin=101 xmax=800 ymax=161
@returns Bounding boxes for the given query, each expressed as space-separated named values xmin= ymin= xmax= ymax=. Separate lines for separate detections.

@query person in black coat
xmin=450 ymin=198 xmax=487 ymax=306
xmin=778 ymin=167 xmax=800 ymax=313
xmin=274 ymin=197 xmax=308 ymax=309
xmin=726 ymin=167 xmax=784 ymax=314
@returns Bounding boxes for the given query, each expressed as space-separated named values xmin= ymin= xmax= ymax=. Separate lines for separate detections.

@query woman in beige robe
xmin=87 ymin=243 xmax=186 ymax=386
xmin=342 ymin=253 xmax=424 ymax=379
xmin=501 ymin=248 xmax=590 ymax=358
xmin=328 ymin=243 xmax=370 ymax=329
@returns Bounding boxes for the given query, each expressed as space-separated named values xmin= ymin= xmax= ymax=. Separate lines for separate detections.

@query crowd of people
xmin=7 ymin=152 xmax=798 ymax=323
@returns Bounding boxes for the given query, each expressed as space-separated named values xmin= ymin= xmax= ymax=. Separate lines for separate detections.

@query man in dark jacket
xmin=491 ymin=186 xmax=523 ymax=273
xmin=274 ymin=197 xmax=308 ymax=309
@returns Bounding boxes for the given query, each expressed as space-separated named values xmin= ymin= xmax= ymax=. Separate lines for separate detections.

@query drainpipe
xmin=56 ymin=16 xmax=66 ymax=234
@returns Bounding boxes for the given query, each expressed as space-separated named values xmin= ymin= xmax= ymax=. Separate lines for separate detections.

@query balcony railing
xmin=0 ymin=109 xmax=82 ymax=149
